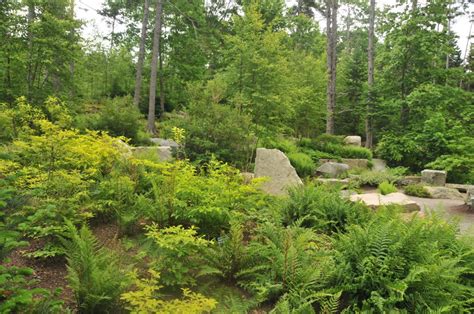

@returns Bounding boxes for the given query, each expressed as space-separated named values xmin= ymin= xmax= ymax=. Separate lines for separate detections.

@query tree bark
xmin=326 ymin=0 xmax=337 ymax=135
xmin=27 ymin=1 xmax=35 ymax=100
xmin=159 ymin=37 xmax=165 ymax=114
xmin=365 ymin=0 xmax=375 ymax=149
xmin=147 ymin=0 xmax=164 ymax=134
xmin=133 ymin=0 xmax=150 ymax=107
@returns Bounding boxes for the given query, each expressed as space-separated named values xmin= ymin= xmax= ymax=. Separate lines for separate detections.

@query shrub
xmin=145 ymin=224 xmax=212 ymax=287
xmin=287 ymin=152 xmax=315 ymax=177
xmin=301 ymin=135 xmax=373 ymax=160
xmin=353 ymin=167 xmax=407 ymax=187
xmin=404 ymin=184 xmax=430 ymax=198
xmin=330 ymin=211 xmax=474 ymax=312
xmin=378 ymin=181 xmax=397 ymax=195
xmin=282 ymin=185 xmax=371 ymax=234
xmin=62 ymin=221 xmax=128 ymax=312
xmin=262 ymin=137 xmax=299 ymax=154
xmin=95 ymin=96 xmax=145 ymax=144
xmin=237 ymin=223 xmax=335 ymax=311
xmin=121 ymin=270 xmax=217 ymax=314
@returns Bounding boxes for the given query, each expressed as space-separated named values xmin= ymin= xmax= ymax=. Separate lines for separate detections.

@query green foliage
xmin=95 ymin=96 xmax=146 ymax=144
xmin=352 ymin=167 xmax=407 ymax=187
xmin=237 ymin=223 xmax=333 ymax=311
xmin=378 ymin=181 xmax=397 ymax=195
xmin=145 ymin=224 xmax=212 ymax=287
xmin=301 ymin=135 xmax=373 ymax=160
xmin=0 ymin=265 xmax=65 ymax=313
xmin=121 ymin=270 xmax=217 ymax=314
xmin=287 ymin=152 xmax=315 ymax=177
xmin=282 ymin=185 xmax=371 ymax=234
xmin=62 ymin=221 xmax=128 ymax=313
xmin=404 ymin=184 xmax=430 ymax=198
xmin=331 ymin=211 xmax=474 ymax=312
xmin=0 ymin=227 xmax=27 ymax=260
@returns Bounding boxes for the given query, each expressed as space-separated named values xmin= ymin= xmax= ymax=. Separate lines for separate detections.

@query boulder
xmin=132 ymin=146 xmax=173 ymax=162
xmin=425 ymin=186 xmax=464 ymax=200
xmin=372 ymin=159 xmax=387 ymax=172
xmin=315 ymin=178 xmax=350 ymax=186
xmin=320 ymin=158 xmax=368 ymax=170
xmin=240 ymin=172 xmax=255 ymax=184
xmin=350 ymin=192 xmax=420 ymax=212
xmin=467 ymin=188 xmax=474 ymax=209
xmin=445 ymin=183 xmax=474 ymax=193
xmin=316 ymin=162 xmax=350 ymax=178
xmin=344 ymin=136 xmax=362 ymax=147
xmin=150 ymin=138 xmax=179 ymax=148
xmin=398 ymin=176 xmax=422 ymax=186
xmin=254 ymin=148 xmax=303 ymax=196
xmin=421 ymin=169 xmax=446 ymax=186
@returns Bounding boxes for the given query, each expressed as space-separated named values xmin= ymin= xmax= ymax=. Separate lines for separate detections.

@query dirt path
xmin=406 ymin=196 xmax=474 ymax=235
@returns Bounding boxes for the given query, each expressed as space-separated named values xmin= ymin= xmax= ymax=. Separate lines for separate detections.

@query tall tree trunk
xmin=133 ymin=0 xmax=150 ymax=107
xmin=27 ymin=1 xmax=35 ymax=100
xmin=326 ymin=0 xmax=337 ymax=135
xmin=69 ymin=0 xmax=75 ymax=99
xmin=159 ymin=37 xmax=165 ymax=114
xmin=365 ymin=0 xmax=375 ymax=149
xmin=147 ymin=0 xmax=164 ymax=134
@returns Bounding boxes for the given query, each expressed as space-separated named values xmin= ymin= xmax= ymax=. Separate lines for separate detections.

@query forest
xmin=0 ymin=0 xmax=473 ymax=313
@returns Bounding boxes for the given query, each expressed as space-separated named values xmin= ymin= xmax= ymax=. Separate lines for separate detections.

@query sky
xmin=75 ymin=0 xmax=473 ymax=59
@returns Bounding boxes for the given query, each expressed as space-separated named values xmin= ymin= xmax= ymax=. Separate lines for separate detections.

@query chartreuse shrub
xmin=62 ymin=221 xmax=128 ymax=313
xmin=282 ymin=184 xmax=371 ymax=234
xmin=378 ymin=181 xmax=397 ymax=195
xmin=145 ymin=224 xmax=212 ymax=287
xmin=133 ymin=157 xmax=267 ymax=238
xmin=404 ymin=184 xmax=430 ymax=198
xmin=121 ymin=269 xmax=217 ymax=314
xmin=330 ymin=210 xmax=474 ymax=312
xmin=1 ymin=120 xmax=125 ymax=257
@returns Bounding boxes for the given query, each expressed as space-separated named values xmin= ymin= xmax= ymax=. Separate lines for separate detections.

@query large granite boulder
xmin=132 ymin=146 xmax=173 ymax=162
xmin=254 ymin=148 xmax=303 ymax=195
xmin=467 ymin=188 xmax=474 ymax=209
xmin=350 ymin=192 xmax=420 ymax=212
xmin=150 ymin=138 xmax=179 ymax=148
xmin=425 ymin=186 xmax=464 ymax=200
xmin=421 ymin=169 xmax=446 ymax=186
xmin=372 ymin=159 xmax=387 ymax=172
xmin=344 ymin=136 xmax=362 ymax=147
xmin=316 ymin=162 xmax=350 ymax=178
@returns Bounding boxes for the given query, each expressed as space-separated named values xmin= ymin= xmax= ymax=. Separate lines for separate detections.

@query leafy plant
xmin=288 ymin=152 xmax=315 ymax=177
xmin=121 ymin=269 xmax=217 ymax=314
xmin=353 ymin=167 xmax=407 ymax=187
xmin=378 ymin=181 xmax=397 ymax=195
xmin=145 ymin=224 xmax=212 ymax=287
xmin=404 ymin=184 xmax=430 ymax=198
xmin=62 ymin=221 xmax=128 ymax=313
xmin=282 ymin=185 xmax=371 ymax=234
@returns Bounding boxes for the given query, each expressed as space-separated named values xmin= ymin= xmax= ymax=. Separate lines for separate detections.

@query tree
xmin=148 ymin=0 xmax=164 ymax=134
xmin=325 ymin=0 xmax=338 ymax=134
xmin=365 ymin=0 xmax=375 ymax=148
xmin=133 ymin=0 xmax=150 ymax=107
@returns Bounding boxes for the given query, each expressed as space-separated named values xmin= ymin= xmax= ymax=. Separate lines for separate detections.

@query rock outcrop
xmin=316 ymin=162 xmax=350 ymax=178
xmin=421 ymin=169 xmax=447 ymax=186
xmin=343 ymin=136 xmax=362 ymax=146
xmin=254 ymin=148 xmax=303 ymax=195
xmin=425 ymin=186 xmax=465 ymax=201
xmin=350 ymin=192 xmax=420 ymax=212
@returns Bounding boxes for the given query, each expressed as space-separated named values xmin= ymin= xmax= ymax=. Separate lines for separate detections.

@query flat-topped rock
xmin=421 ymin=169 xmax=446 ymax=186
xmin=319 ymin=159 xmax=368 ymax=170
xmin=425 ymin=186 xmax=465 ymax=200
xmin=398 ymin=176 xmax=422 ymax=186
xmin=316 ymin=162 xmax=349 ymax=178
xmin=132 ymin=146 xmax=173 ymax=162
xmin=445 ymin=183 xmax=474 ymax=193
xmin=149 ymin=138 xmax=179 ymax=148
xmin=344 ymin=136 xmax=362 ymax=146
xmin=254 ymin=148 xmax=303 ymax=196
xmin=350 ymin=192 xmax=420 ymax=212
xmin=315 ymin=178 xmax=350 ymax=186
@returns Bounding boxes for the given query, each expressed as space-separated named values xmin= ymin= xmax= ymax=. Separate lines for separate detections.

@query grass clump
xmin=404 ymin=184 xmax=430 ymax=198
xmin=378 ymin=181 xmax=398 ymax=195
xmin=288 ymin=152 xmax=315 ymax=177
